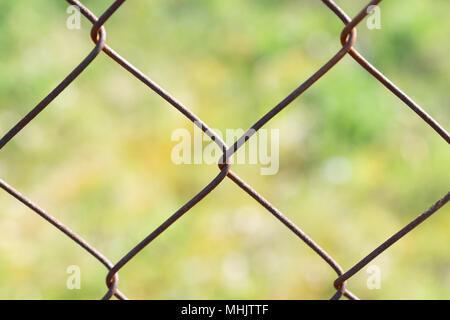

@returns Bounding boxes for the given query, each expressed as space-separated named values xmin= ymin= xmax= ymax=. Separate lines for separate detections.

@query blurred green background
xmin=0 ymin=0 xmax=449 ymax=299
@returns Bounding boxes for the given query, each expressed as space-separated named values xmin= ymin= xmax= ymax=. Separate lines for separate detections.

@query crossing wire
xmin=0 ymin=0 xmax=448 ymax=300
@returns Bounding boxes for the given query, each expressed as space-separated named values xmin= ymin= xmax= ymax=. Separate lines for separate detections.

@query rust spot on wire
xmin=0 ymin=0 xmax=448 ymax=299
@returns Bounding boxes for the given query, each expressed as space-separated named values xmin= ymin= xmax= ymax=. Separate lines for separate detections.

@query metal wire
xmin=1 ymin=0 xmax=449 ymax=300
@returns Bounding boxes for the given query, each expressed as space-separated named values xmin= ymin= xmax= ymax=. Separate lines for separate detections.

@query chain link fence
xmin=0 ymin=0 xmax=448 ymax=300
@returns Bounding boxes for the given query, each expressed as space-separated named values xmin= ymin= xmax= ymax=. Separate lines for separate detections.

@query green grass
xmin=0 ymin=0 xmax=449 ymax=299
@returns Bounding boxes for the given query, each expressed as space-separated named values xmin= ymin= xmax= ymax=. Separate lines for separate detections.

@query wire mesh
xmin=0 ymin=0 xmax=449 ymax=300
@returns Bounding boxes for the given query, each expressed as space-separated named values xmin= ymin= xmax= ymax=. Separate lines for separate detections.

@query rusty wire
xmin=0 ymin=0 xmax=449 ymax=300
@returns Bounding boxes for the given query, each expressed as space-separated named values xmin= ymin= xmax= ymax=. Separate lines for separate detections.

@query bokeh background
xmin=0 ymin=0 xmax=449 ymax=299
